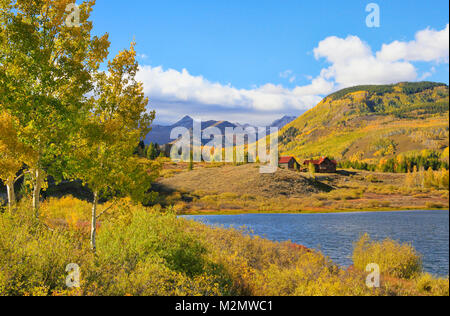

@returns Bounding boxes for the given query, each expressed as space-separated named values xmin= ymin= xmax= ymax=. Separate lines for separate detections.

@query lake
xmin=185 ymin=210 xmax=449 ymax=277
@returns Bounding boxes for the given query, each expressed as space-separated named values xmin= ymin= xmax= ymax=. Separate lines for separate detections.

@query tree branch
xmin=96 ymin=202 xmax=116 ymax=220
xmin=14 ymin=170 xmax=31 ymax=184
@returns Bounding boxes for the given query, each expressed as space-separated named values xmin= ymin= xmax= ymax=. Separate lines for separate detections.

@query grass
xmin=0 ymin=197 xmax=448 ymax=296
xmin=154 ymin=163 xmax=449 ymax=215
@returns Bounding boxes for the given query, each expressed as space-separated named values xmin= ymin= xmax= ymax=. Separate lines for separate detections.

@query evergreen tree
xmin=147 ymin=143 xmax=158 ymax=160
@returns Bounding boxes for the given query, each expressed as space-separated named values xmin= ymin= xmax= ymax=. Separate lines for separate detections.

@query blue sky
xmin=91 ymin=0 xmax=449 ymax=125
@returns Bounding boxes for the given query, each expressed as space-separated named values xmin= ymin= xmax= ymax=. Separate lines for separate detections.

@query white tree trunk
xmin=32 ymin=168 xmax=43 ymax=217
xmin=6 ymin=179 xmax=16 ymax=212
xmin=90 ymin=191 xmax=99 ymax=252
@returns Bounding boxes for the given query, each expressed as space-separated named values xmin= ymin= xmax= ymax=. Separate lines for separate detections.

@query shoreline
xmin=181 ymin=207 xmax=450 ymax=216
xmin=182 ymin=208 xmax=450 ymax=278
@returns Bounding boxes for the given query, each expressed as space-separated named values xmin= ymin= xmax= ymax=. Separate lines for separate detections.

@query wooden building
xmin=279 ymin=156 xmax=300 ymax=170
xmin=303 ymin=157 xmax=337 ymax=173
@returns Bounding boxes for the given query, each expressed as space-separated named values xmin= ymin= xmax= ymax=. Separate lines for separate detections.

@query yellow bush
xmin=41 ymin=196 xmax=91 ymax=222
xmin=173 ymin=202 xmax=187 ymax=213
xmin=218 ymin=192 xmax=240 ymax=200
xmin=160 ymin=169 xmax=184 ymax=179
xmin=353 ymin=234 xmax=422 ymax=279
xmin=414 ymin=273 xmax=449 ymax=296
xmin=1 ymin=197 xmax=448 ymax=296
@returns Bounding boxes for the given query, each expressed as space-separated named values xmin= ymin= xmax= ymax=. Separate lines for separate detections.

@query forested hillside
xmin=279 ymin=82 xmax=449 ymax=169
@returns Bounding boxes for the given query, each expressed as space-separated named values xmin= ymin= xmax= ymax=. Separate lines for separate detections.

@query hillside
xmin=153 ymin=162 xmax=448 ymax=214
xmin=156 ymin=163 xmax=331 ymax=199
xmin=278 ymin=82 xmax=449 ymax=162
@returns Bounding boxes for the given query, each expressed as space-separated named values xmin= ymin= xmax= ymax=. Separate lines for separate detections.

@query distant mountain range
xmin=145 ymin=115 xmax=297 ymax=145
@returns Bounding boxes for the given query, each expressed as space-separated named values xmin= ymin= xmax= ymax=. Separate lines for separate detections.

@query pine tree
xmin=188 ymin=151 xmax=194 ymax=171
xmin=147 ymin=143 xmax=158 ymax=160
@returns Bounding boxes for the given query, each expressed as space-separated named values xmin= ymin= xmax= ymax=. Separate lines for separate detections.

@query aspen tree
xmin=0 ymin=0 xmax=109 ymax=216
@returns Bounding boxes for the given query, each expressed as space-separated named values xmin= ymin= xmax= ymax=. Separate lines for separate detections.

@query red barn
xmin=279 ymin=156 xmax=300 ymax=171
xmin=303 ymin=157 xmax=337 ymax=173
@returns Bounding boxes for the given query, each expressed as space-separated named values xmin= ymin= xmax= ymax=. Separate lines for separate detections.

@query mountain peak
xmin=271 ymin=115 xmax=297 ymax=129
xmin=180 ymin=115 xmax=193 ymax=121
xmin=173 ymin=115 xmax=194 ymax=126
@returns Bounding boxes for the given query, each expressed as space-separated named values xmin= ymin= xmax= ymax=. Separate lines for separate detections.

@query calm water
xmin=185 ymin=210 xmax=449 ymax=276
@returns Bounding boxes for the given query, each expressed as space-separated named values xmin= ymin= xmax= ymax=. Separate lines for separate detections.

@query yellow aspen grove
xmin=0 ymin=112 xmax=36 ymax=211
xmin=0 ymin=0 xmax=110 ymax=216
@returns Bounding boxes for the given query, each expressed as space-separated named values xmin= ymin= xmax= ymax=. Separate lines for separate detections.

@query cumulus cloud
xmin=311 ymin=24 xmax=449 ymax=89
xmin=377 ymin=24 xmax=449 ymax=63
xmin=136 ymin=66 xmax=325 ymax=114
xmin=313 ymin=35 xmax=417 ymax=87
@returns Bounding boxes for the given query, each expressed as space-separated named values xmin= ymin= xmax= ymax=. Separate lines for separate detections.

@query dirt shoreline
xmin=181 ymin=207 xmax=450 ymax=216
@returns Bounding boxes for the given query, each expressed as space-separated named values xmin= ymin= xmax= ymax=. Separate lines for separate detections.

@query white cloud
xmin=293 ymin=76 xmax=335 ymax=96
xmin=280 ymin=70 xmax=297 ymax=83
xmin=311 ymin=24 xmax=449 ymax=89
xmin=313 ymin=35 xmax=417 ymax=87
xmin=137 ymin=66 xmax=324 ymax=114
xmin=377 ymin=24 xmax=449 ymax=63
xmin=279 ymin=70 xmax=293 ymax=78
xmin=419 ymin=66 xmax=437 ymax=81
xmin=137 ymin=24 xmax=449 ymax=125
xmin=137 ymin=53 xmax=148 ymax=60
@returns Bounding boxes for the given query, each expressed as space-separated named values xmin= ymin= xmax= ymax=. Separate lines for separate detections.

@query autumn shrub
xmin=0 ymin=206 xmax=92 ymax=296
xmin=414 ymin=273 xmax=449 ymax=296
xmin=241 ymin=194 xmax=257 ymax=201
xmin=165 ymin=191 xmax=183 ymax=205
xmin=1 ymin=197 xmax=448 ymax=296
xmin=365 ymin=175 xmax=379 ymax=183
xmin=367 ymin=201 xmax=391 ymax=208
xmin=188 ymin=221 xmax=376 ymax=296
xmin=219 ymin=192 xmax=240 ymax=200
xmin=0 ymin=201 xmax=231 ymax=296
xmin=160 ymin=169 xmax=184 ymax=179
xmin=91 ymin=207 xmax=232 ymax=295
xmin=173 ymin=202 xmax=188 ymax=213
xmin=98 ymin=209 xmax=205 ymax=276
xmin=405 ymin=167 xmax=449 ymax=190
xmin=315 ymin=189 xmax=363 ymax=201
xmin=352 ymin=234 xmax=423 ymax=279
xmin=41 ymin=196 xmax=92 ymax=227
xmin=425 ymin=202 xmax=445 ymax=209
xmin=86 ymin=257 xmax=222 ymax=296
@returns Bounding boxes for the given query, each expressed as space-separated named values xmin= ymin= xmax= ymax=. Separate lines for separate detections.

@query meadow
xmin=0 ymin=197 xmax=448 ymax=296
xmin=155 ymin=162 xmax=449 ymax=215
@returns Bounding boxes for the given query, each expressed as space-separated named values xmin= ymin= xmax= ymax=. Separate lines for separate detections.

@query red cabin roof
xmin=279 ymin=156 xmax=296 ymax=164
xmin=304 ymin=157 xmax=337 ymax=166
